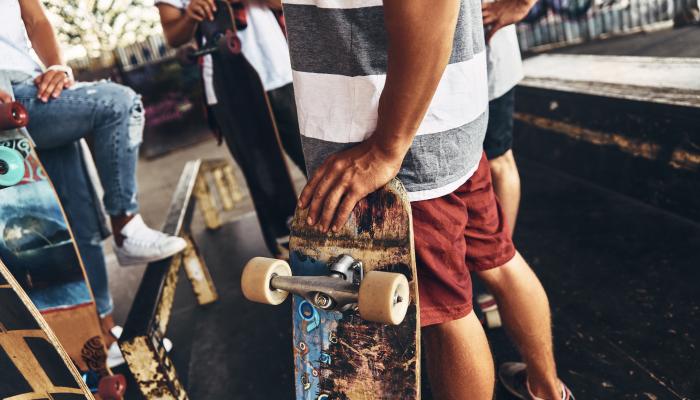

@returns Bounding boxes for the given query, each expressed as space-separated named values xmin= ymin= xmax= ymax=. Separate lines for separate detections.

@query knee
xmin=97 ymin=82 xmax=144 ymax=147
xmin=489 ymin=150 xmax=517 ymax=174
xmin=476 ymin=251 xmax=526 ymax=292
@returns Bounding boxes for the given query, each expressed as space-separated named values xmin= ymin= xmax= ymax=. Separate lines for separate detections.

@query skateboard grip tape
xmin=0 ymin=102 xmax=29 ymax=130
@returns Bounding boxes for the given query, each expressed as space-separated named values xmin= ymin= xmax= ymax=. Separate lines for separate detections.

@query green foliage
xmin=44 ymin=0 xmax=162 ymax=57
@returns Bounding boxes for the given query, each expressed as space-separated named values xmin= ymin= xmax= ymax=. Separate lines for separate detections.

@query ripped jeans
xmin=12 ymin=76 xmax=144 ymax=215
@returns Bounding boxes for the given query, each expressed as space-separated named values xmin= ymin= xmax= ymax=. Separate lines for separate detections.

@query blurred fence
xmin=516 ymin=0 xmax=695 ymax=51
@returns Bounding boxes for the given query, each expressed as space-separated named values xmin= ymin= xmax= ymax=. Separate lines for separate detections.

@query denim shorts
xmin=483 ymin=88 xmax=516 ymax=160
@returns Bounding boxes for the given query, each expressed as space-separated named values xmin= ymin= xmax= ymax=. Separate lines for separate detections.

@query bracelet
xmin=47 ymin=65 xmax=74 ymax=82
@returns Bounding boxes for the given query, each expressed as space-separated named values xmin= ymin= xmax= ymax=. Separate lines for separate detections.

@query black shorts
xmin=483 ymin=88 xmax=515 ymax=160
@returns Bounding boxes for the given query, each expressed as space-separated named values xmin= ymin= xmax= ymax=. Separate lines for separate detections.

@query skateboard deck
xmin=0 ymin=258 xmax=93 ymax=399
xmin=287 ymin=180 xmax=420 ymax=399
xmin=0 ymin=102 xmax=125 ymax=399
xmin=195 ymin=0 xmax=298 ymax=256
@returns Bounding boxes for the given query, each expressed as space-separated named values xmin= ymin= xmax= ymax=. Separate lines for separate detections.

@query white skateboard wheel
xmin=241 ymin=257 xmax=291 ymax=305
xmin=358 ymin=271 xmax=410 ymax=325
xmin=484 ymin=310 xmax=502 ymax=328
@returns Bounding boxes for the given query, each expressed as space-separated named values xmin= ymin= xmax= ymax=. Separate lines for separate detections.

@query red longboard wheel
xmin=97 ymin=374 xmax=126 ymax=400
xmin=225 ymin=30 xmax=242 ymax=55
xmin=0 ymin=102 xmax=29 ymax=130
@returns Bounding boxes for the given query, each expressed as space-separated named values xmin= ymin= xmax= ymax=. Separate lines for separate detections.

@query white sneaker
xmin=107 ymin=326 xmax=173 ymax=369
xmin=114 ymin=214 xmax=187 ymax=267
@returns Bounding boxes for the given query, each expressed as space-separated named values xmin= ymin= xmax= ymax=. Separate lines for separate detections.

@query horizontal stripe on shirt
xmin=300 ymin=111 xmax=488 ymax=201
xmin=292 ymin=51 xmax=488 ymax=143
xmin=284 ymin=0 xmax=382 ymax=9
xmin=285 ymin=1 xmax=484 ymax=76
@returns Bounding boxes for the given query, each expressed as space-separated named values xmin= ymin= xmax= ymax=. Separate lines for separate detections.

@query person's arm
xmin=298 ymin=0 xmax=462 ymax=233
xmin=157 ymin=0 xmax=217 ymax=48
xmin=482 ymin=0 xmax=537 ymax=42
xmin=19 ymin=0 xmax=73 ymax=102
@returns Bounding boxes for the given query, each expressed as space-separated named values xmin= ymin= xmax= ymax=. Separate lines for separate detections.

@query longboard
xmin=242 ymin=180 xmax=420 ymax=399
xmin=0 ymin=258 xmax=93 ymax=399
xmin=185 ymin=0 xmax=298 ymax=257
xmin=0 ymin=101 xmax=125 ymax=399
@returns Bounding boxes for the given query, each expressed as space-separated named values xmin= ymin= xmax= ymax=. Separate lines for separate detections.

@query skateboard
xmin=0 ymin=101 xmax=125 ymax=399
xmin=242 ymin=179 xmax=420 ymax=399
xmin=473 ymin=277 xmax=502 ymax=329
xmin=179 ymin=0 xmax=297 ymax=257
xmin=0 ymin=258 xmax=94 ymax=399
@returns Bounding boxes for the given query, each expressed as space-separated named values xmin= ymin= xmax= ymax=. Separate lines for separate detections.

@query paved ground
xmin=109 ymin=137 xmax=699 ymax=399
xmin=550 ymin=25 xmax=700 ymax=58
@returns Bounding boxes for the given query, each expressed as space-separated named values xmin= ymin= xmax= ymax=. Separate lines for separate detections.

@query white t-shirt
xmin=156 ymin=0 xmax=293 ymax=105
xmin=486 ymin=25 xmax=524 ymax=101
xmin=0 ymin=1 xmax=42 ymax=77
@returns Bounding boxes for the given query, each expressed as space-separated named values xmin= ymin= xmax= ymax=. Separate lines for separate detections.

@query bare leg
xmin=110 ymin=214 xmax=135 ymax=246
xmin=477 ymin=252 xmax=562 ymax=399
xmin=423 ymin=311 xmax=495 ymax=400
xmin=489 ymin=149 xmax=521 ymax=235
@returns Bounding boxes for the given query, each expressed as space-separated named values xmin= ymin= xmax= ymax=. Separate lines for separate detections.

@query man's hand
xmin=186 ymin=0 xmax=217 ymax=21
xmin=33 ymin=70 xmax=74 ymax=103
xmin=0 ymin=90 xmax=12 ymax=103
xmin=298 ymin=139 xmax=404 ymax=233
xmin=482 ymin=0 xmax=536 ymax=43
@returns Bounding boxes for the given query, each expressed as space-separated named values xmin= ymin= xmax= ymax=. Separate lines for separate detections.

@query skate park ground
xmin=107 ymin=27 xmax=700 ymax=400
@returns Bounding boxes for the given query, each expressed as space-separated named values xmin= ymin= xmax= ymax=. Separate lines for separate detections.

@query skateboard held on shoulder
xmin=0 ymin=101 xmax=126 ymax=399
xmin=242 ymin=179 xmax=420 ymax=399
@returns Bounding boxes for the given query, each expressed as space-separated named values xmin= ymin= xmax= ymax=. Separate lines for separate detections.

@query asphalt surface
xmin=113 ymin=157 xmax=699 ymax=400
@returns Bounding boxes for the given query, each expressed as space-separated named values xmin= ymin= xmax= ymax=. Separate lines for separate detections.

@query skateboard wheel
xmin=97 ymin=374 xmax=126 ymax=400
xmin=225 ymin=30 xmax=242 ymax=54
xmin=0 ymin=147 xmax=25 ymax=187
xmin=241 ymin=257 xmax=291 ymax=305
xmin=477 ymin=293 xmax=502 ymax=329
xmin=358 ymin=271 xmax=409 ymax=325
xmin=0 ymin=102 xmax=29 ymax=130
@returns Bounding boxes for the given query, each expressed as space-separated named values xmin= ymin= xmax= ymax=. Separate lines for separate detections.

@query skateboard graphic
xmin=0 ymin=102 xmax=126 ymax=399
xmin=0 ymin=258 xmax=93 ymax=399
xmin=243 ymin=180 xmax=420 ymax=399
xmin=179 ymin=0 xmax=297 ymax=257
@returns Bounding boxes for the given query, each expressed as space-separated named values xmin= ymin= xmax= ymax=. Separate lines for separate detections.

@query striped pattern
xmin=284 ymin=0 xmax=488 ymax=201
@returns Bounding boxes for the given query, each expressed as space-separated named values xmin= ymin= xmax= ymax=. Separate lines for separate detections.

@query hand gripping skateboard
xmin=243 ymin=179 xmax=420 ymax=399
xmin=0 ymin=101 xmax=126 ymax=399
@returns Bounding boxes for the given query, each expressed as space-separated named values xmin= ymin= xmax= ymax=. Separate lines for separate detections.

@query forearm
xmin=373 ymin=0 xmax=461 ymax=158
xmin=158 ymin=5 xmax=199 ymax=47
xmin=26 ymin=20 xmax=63 ymax=67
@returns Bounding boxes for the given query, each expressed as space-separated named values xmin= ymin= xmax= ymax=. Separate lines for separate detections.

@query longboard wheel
xmin=358 ymin=271 xmax=410 ymax=325
xmin=225 ymin=30 xmax=242 ymax=54
xmin=484 ymin=309 xmax=502 ymax=328
xmin=241 ymin=257 xmax=291 ymax=305
xmin=0 ymin=102 xmax=28 ymax=130
xmin=0 ymin=147 xmax=25 ymax=187
xmin=97 ymin=374 xmax=126 ymax=400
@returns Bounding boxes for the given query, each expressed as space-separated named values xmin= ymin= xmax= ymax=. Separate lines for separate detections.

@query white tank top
xmin=0 ymin=1 xmax=42 ymax=76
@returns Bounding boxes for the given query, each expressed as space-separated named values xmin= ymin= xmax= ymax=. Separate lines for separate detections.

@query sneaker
xmin=114 ymin=215 xmax=187 ymax=266
xmin=107 ymin=326 xmax=173 ymax=369
xmin=499 ymin=362 xmax=575 ymax=400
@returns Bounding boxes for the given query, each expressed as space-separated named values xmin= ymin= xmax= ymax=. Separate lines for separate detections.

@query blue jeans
xmin=12 ymin=75 xmax=144 ymax=215
xmin=40 ymin=143 xmax=114 ymax=317
xmin=1 ymin=71 xmax=145 ymax=316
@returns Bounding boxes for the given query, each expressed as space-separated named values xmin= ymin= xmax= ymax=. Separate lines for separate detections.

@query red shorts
xmin=413 ymin=153 xmax=516 ymax=327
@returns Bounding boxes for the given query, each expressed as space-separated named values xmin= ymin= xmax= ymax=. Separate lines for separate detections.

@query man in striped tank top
xmin=282 ymin=0 xmax=572 ymax=398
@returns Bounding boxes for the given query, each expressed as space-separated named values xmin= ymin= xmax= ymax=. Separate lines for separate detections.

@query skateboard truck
xmin=242 ymin=256 xmax=410 ymax=325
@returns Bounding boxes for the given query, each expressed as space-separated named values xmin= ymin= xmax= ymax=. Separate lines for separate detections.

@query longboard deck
xmin=289 ymin=180 xmax=420 ymax=399
xmin=205 ymin=3 xmax=298 ymax=254
xmin=0 ymin=120 xmax=116 ymax=397
xmin=0 ymin=259 xmax=93 ymax=399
